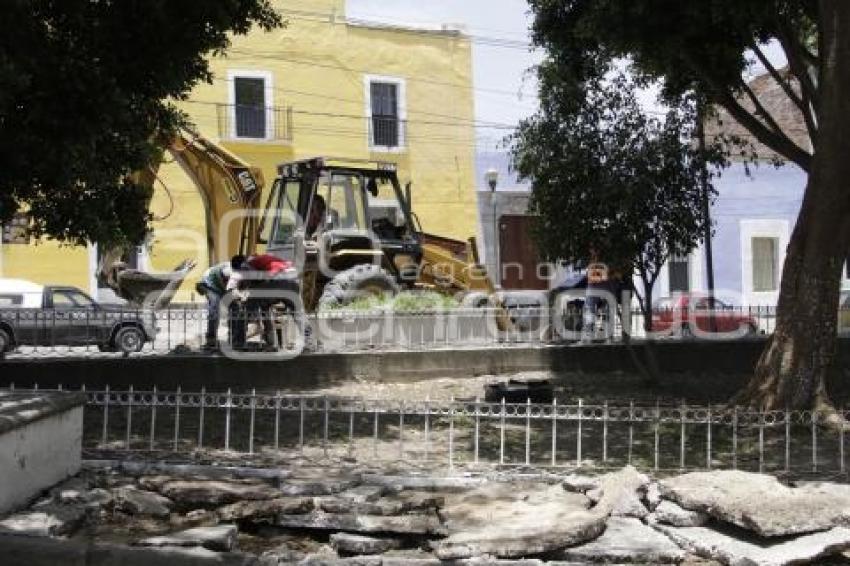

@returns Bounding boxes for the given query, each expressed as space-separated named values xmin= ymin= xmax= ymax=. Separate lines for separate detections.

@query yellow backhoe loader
xmin=104 ymin=132 xmax=507 ymax=325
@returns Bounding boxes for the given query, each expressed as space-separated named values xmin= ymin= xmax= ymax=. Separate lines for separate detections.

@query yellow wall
xmin=0 ymin=240 xmax=90 ymax=290
xmin=3 ymin=0 xmax=477 ymax=300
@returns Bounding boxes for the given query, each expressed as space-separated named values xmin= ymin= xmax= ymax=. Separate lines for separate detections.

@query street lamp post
xmin=485 ymin=169 xmax=499 ymax=287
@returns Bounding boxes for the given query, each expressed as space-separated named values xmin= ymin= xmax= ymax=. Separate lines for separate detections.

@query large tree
xmin=511 ymin=71 xmax=726 ymax=331
xmin=0 ymin=0 xmax=281 ymax=248
xmin=527 ymin=0 xmax=850 ymax=411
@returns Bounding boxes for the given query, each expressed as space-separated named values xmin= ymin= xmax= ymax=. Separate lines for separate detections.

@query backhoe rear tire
xmin=318 ymin=265 xmax=400 ymax=310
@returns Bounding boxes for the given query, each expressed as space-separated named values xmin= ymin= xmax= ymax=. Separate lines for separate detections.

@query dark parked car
xmin=0 ymin=279 xmax=157 ymax=355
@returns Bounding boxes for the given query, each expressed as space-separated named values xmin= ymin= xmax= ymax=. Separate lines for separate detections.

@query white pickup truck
xmin=0 ymin=279 xmax=157 ymax=356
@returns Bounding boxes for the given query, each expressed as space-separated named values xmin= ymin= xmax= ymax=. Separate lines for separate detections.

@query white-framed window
xmin=751 ymin=237 xmax=778 ymax=292
xmin=843 ymin=254 xmax=850 ymax=289
xmin=364 ymin=75 xmax=406 ymax=151
xmin=740 ymin=219 xmax=789 ymax=305
xmin=668 ymin=255 xmax=690 ymax=293
xmin=227 ymin=70 xmax=274 ymax=141
xmin=656 ymin=247 xmax=703 ymax=301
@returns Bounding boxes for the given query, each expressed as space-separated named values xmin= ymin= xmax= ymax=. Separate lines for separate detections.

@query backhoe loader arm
xmin=99 ymin=130 xmax=265 ymax=307
xmin=167 ymin=130 xmax=265 ymax=264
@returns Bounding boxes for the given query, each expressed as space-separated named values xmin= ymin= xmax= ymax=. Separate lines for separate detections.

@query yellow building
xmin=0 ymin=0 xmax=477 ymax=300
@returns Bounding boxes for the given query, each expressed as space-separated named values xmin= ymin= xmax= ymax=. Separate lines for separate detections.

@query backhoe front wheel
xmin=318 ymin=265 xmax=400 ymax=310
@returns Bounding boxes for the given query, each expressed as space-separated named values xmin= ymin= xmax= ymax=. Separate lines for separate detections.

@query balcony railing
xmin=368 ymin=116 xmax=407 ymax=150
xmin=216 ymin=103 xmax=293 ymax=142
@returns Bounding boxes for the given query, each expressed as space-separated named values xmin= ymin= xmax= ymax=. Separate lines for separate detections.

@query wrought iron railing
xmin=0 ymin=304 xmax=845 ymax=359
xmin=7 ymin=386 xmax=849 ymax=478
xmin=215 ymin=103 xmax=293 ymax=142
xmin=368 ymin=116 xmax=407 ymax=149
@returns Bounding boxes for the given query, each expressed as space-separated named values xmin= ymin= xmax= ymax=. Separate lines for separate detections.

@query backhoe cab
xmin=259 ymin=158 xmax=423 ymax=311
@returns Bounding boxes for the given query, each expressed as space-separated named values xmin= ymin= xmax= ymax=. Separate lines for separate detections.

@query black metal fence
xmin=9 ymin=385 xmax=849 ymax=478
xmin=1 ymin=304 xmax=847 ymax=358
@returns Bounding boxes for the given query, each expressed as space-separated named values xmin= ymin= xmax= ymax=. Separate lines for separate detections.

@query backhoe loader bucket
xmin=107 ymin=259 xmax=196 ymax=309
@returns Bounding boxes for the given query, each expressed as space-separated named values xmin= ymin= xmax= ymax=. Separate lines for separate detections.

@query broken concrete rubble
xmin=10 ymin=462 xmax=850 ymax=565
xmin=113 ymin=486 xmax=172 ymax=518
xmin=433 ymin=482 xmax=605 ymax=559
xmin=660 ymin=470 xmax=850 ymax=537
xmin=0 ymin=506 xmax=87 ymax=537
xmin=275 ymin=511 xmax=446 ymax=537
xmin=158 ymin=480 xmax=281 ymax=507
xmin=653 ymin=500 xmax=709 ymax=528
xmin=654 ymin=522 xmax=850 ymax=566
xmin=136 ymin=524 xmax=238 ymax=552
xmin=280 ymin=477 xmax=361 ymax=496
xmin=217 ymin=497 xmax=313 ymax=521
xmin=557 ymin=517 xmax=685 ymax=564
xmin=592 ymin=465 xmax=650 ymax=519
xmin=329 ymin=532 xmax=403 ymax=555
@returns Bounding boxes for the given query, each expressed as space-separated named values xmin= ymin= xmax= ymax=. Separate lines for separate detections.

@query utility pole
xmin=697 ymin=103 xmax=717 ymax=329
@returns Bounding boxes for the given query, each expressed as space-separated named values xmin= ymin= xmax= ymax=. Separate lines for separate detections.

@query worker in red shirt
xmin=230 ymin=254 xmax=297 ymax=350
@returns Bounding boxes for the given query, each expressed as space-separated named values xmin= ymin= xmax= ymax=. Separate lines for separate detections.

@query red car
xmin=651 ymin=294 xmax=759 ymax=337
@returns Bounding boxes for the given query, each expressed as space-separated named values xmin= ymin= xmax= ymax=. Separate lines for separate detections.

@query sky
xmin=345 ymin=0 xmax=789 ymax=172
xmin=347 ymin=0 xmax=542 ymax=153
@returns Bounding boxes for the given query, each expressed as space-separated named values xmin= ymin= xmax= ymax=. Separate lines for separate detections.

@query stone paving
xmin=3 ymin=461 xmax=850 ymax=565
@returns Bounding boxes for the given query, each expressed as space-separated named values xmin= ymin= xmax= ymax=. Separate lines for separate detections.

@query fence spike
xmin=758 ymin=408 xmax=765 ymax=474
xmin=101 ymin=384 xmax=110 ymax=447
xmin=474 ymin=397 xmax=480 ymax=465
xmin=838 ymin=406 xmax=846 ymax=474
xmin=812 ymin=409 xmax=818 ymax=473
xmin=706 ymin=405 xmax=712 ymax=470
xmin=149 ymin=385 xmax=157 ymax=451
xmin=603 ymin=400 xmax=609 ymax=464
xmin=653 ymin=399 xmax=659 ymax=472
xmin=299 ymin=396 xmax=305 ymax=454
xmin=680 ymin=399 xmax=687 ymax=471
xmin=785 ymin=406 xmax=790 ymax=473
xmin=499 ymin=397 xmax=506 ymax=466
xmin=577 ymin=398 xmax=583 ymax=468
xmin=399 ymin=400 xmax=405 ymax=460
xmin=174 ymin=386 xmax=181 ymax=452
xmin=198 ymin=386 xmax=206 ymax=449
xmin=449 ymin=396 xmax=455 ymax=470
xmin=224 ymin=388 xmax=232 ymax=452
xmin=249 ymin=388 xmax=257 ymax=455
xmin=525 ymin=398 xmax=531 ymax=466
xmin=628 ymin=400 xmax=635 ymax=466
xmin=274 ymin=390 xmax=281 ymax=454
xmin=125 ymin=384 xmax=133 ymax=451
xmin=323 ymin=396 xmax=329 ymax=457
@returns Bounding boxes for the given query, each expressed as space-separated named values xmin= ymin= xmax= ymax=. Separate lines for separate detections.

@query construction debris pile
xmin=2 ymin=462 xmax=850 ymax=565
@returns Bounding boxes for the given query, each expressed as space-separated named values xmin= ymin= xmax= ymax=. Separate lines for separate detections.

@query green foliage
xmin=526 ymin=0 xmax=818 ymax=172
xmin=323 ymin=291 xmax=460 ymax=313
xmin=0 ymin=0 xmax=281 ymax=247
xmin=528 ymin=1 xmax=813 ymax=100
xmin=511 ymin=68 xmax=728 ymax=311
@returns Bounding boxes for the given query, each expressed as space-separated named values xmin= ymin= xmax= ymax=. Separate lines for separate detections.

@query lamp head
xmin=485 ymin=168 xmax=499 ymax=192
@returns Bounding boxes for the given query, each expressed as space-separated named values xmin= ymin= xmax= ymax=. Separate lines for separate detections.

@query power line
xmin=181 ymin=99 xmax=517 ymax=133
xmin=206 ymin=78 xmax=524 ymax=129
xmin=274 ymin=7 xmax=533 ymax=50
xmin=223 ymin=49 xmax=534 ymax=98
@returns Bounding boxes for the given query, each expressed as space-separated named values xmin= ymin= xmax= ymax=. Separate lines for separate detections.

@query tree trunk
xmin=735 ymin=0 xmax=850 ymax=411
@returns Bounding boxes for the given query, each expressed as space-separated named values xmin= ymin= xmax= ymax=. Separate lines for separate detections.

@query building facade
xmin=1 ymin=0 xmax=478 ymax=300
xmin=652 ymin=70 xmax=850 ymax=305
